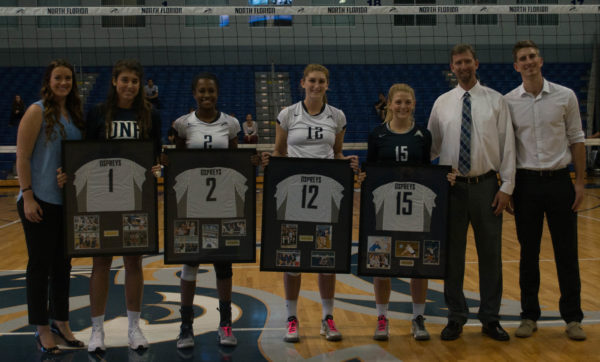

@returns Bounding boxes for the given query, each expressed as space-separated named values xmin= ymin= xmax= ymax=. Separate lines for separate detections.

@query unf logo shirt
xmin=74 ymin=158 xmax=147 ymax=212
xmin=275 ymin=174 xmax=344 ymax=223
xmin=173 ymin=167 xmax=248 ymax=218
xmin=372 ymin=182 xmax=436 ymax=232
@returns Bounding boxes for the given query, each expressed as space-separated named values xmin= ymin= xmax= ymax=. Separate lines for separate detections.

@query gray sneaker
xmin=176 ymin=323 xmax=194 ymax=349
xmin=217 ymin=324 xmax=237 ymax=346
xmin=515 ymin=319 xmax=537 ymax=338
xmin=411 ymin=315 xmax=430 ymax=341
xmin=373 ymin=315 xmax=389 ymax=341
xmin=320 ymin=315 xmax=342 ymax=341
xmin=566 ymin=321 xmax=586 ymax=341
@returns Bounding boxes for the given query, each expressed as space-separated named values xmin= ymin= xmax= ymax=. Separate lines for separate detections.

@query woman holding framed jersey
xmin=366 ymin=83 xmax=455 ymax=341
xmin=171 ymin=72 xmax=241 ymax=349
xmin=59 ymin=59 xmax=162 ymax=353
xmin=262 ymin=64 xmax=359 ymax=343
xmin=16 ymin=59 xmax=85 ymax=355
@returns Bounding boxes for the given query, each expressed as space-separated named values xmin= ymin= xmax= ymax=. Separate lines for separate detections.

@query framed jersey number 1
xmin=260 ymin=157 xmax=354 ymax=273
xmin=63 ymin=140 xmax=159 ymax=257
xmin=163 ymin=149 xmax=256 ymax=264
xmin=357 ymin=163 xmax=451 ymax=278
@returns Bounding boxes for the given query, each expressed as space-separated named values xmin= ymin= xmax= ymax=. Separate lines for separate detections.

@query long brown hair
xmin=302 ymin=64 xmax=329 ymax=104
xmin=40 ymin=59 xmax=84 ymax=142
xmin=384 ymin=83 xmax=416 ymax=124
xmin=104 ymin=59 xmax=152 ymax=139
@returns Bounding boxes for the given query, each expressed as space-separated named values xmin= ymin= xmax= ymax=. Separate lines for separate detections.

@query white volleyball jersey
xmin=173 ymin=111 xmax=240 ymax=149
xmin=173 ymin=167 xmax=247 ymax=218
xmin=274 ymin=174 xmax=344 ymax=223
xmin=277 ymin=102 xmax=346 ymax=159
xmin=372 ymin=182 xmax=437 ymax=232
xmin=74 ymin=158 xmax=147 ymax=212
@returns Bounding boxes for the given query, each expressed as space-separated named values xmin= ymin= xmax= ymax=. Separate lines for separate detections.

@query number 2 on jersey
xmin=204 ymin=135 xmax=213 ymax=149
xmin=206 ymin=177 xmax=216 ymax=201
xmin=301 ymin=185 xmax=318 ymax=209
xmin=396 ymin=191 xmax=412 ymax=215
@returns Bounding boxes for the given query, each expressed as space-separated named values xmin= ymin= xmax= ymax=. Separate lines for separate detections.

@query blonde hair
xmin=302 ymin=64 xmax=329 ymax=104
xmin=384 ymin=83 xmax=416 ymax=124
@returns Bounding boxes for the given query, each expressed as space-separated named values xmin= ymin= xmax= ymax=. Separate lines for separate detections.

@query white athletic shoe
xmin=87 ymin=326 xmax=106 ymax=353
xmin=320 ymin=315 xmax=342 ymax=341
xmin=128 ymin=326 xmax=149 ymax=350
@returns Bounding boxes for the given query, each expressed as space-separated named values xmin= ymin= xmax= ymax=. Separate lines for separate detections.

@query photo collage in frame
xmin=163 ymin=149 xmax=256 ymax=264
xmin=63 ymin=140 xmax=158 ymax=257
xmin=358 ymin=163 xmax=451 ymax=278
xmin=260 ymin=157 xmax=354 ymax=273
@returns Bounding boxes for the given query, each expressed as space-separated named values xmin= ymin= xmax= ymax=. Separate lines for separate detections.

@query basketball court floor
xmin=0 ymin=183 xmax=598 ymax=361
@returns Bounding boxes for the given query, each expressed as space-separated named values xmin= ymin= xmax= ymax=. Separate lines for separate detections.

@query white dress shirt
xmin=428 ymin=82 xmax=516 ymax=194
xmin=504 ymin=79 xmax=585 ymax=170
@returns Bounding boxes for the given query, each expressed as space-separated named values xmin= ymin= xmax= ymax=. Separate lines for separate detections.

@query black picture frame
xmin=62 ymin=140 xmax=159 ymax=257
xmin=357 ymin=163 xmax=451 ymax=278
xmin=260 ymin=157 xmax=354 ymax=273
xmin=163 ymin=149 xmax=257 ymax=264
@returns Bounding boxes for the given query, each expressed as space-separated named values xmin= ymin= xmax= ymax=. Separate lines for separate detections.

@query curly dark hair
xmin=39 ymin=59 xmax=84 ymax=142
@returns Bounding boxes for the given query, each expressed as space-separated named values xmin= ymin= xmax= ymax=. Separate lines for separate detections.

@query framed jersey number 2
xmin=357 ymin=163 xmax=451 ymax=278
xmin=163 ymin=149 xmax=256 ymax=264
xmin=260 ymin=157 xmax=354 ymax=273
xmin=63 ymin=140 xmax=159 ymax=257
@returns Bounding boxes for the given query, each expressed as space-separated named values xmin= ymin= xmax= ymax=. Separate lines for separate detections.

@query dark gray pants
xmin=444 ymin=176 xmax=503 ymax=325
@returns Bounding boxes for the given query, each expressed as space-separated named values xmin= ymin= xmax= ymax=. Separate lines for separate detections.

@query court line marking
xmin=578 ymin=214 xmax=600 ymax=221
xmin=0 ymin=220 xmax=20 ymax=229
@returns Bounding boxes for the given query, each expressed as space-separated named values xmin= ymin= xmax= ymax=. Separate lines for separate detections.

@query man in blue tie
xmin=428 ymin=44 xmax=516 ymax=341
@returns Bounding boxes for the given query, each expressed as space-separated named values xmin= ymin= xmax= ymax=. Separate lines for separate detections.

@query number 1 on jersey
xmin=108 ymin=169 xmax=113 ymax=192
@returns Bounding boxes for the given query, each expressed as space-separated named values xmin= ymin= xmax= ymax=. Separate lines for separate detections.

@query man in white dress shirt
xmin=504 ymin=40 xmax=586 ymax=341
xmin=428 ymin=44 xmax=516 ymax=341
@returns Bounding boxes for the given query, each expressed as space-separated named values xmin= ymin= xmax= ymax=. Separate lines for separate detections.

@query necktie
xmin=458 ymin=92 xmax=472 ymax=175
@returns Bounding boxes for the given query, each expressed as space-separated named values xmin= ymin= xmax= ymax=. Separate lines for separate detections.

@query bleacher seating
xmin=0 ymin=63 xmax=591 ymax=171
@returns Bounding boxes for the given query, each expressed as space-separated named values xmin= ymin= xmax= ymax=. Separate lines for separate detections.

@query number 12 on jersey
xmin=301 ymin=185 xmax=318 ymax=209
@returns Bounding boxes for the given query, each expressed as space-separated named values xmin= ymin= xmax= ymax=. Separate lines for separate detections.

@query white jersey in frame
xmin=372 ymin=182 xmax=437 ymax=232
xmin=275 ymin=174 xmax=344 ymax=223
xmin=278 ymin=102 xmax=346 ymax=159
xmin=73 ymin=158 xmax=147 ymax=212
xmin=173 ymin=111 xmax=240 ymax=149
xmin=173 ymin=167 xmax=248 ymax=218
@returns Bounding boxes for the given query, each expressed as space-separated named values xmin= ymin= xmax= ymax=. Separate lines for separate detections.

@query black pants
xmin=513 ymin=169 xmax=583 ymax=323
xmin=17 ymin=197 xmax=71 ymax=325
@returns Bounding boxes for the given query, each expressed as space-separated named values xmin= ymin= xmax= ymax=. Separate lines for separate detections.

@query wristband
xmin=21 ymin=186 xmax=32 ymax=193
